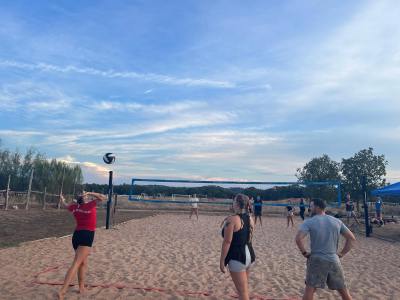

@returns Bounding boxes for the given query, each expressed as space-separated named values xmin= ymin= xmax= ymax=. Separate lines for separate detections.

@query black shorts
xmin=72 ymin=230 xmax=95 ymax=250
xmin=254 ymin=208 xmax=262 ymax=216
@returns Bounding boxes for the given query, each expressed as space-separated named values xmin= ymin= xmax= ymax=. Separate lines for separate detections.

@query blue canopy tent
xmin=371 ymin=182 xmax=400 ymax=196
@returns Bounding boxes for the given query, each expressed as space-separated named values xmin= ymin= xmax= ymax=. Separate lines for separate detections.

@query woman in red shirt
xmin=58 ymin=192 xmax=105 ymax=300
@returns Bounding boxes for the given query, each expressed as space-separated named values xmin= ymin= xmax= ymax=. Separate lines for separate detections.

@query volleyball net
xmin=129 ymin=178 xmax=342 ymax=207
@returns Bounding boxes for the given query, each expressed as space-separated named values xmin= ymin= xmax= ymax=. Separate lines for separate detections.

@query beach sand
xmin=0 ymin=214 xmax=399 ymax=299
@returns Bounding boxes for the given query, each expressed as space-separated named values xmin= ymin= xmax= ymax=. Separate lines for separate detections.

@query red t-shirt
xmin=68 ymin=200 xmax=97 ymax=231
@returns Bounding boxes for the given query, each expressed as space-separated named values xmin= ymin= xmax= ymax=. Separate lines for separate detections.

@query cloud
xmin=90 ymin=100 xmax=207 ymax=114
xmin=0 ymin=129 xmax=45 ymax=137
xmin=0 ymin=60 xmax=235 ymax=88
xmin=56 ymin=155 xmax=79 ymax=164
xmin=35 ymin=111 xmax=235 ymax=150
xmin=55 ymin=155 xmax=110 ymax=182
xmin=386 ymin=169 xmax=400 ymax=183
xmin=80 ymin=161 xmax=109 ymax=174
xmin=27 ymin=99 xmax=71 ymax=111
xmin=276 ymin=0 xmax=400 ymax=118
xmin=0 ymin=81 xmax=74 ymax=113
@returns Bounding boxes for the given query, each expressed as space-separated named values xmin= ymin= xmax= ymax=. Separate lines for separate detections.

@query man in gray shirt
xmin=295 ymin=198 xmax=356 ymax=300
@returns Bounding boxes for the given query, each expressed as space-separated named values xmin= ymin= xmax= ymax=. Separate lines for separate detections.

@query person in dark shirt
xmin=345 ymin=193 xmax=360 ymax=226
xmin=253 ymin=195 xmax=263 ymax=226
xmin=299 ymin=198 xmax=306 ymax=221
xmin=287 ymin=202 xmax=295 ymax=228
xmin=375 ymin=197 xmax=384 ymax=226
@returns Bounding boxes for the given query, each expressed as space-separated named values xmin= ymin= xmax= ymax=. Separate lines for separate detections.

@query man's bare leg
xmin=303 ymin=285 xmax=316 ymax=300
xmin=337 ymin=288 xmax=352 ymax=300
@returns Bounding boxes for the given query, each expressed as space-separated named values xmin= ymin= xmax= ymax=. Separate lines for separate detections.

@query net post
xmin=337 ymin=181 xmax=342 ymax=208
xmin=106 ymin=171 xmax=113 ymax=230
xmin=5 ymin=175 xmax=10 ymax=210
xmin=129 ymin=179 xmax=136 ymax=201
xmin=362 ymin=176 xmax=371 ymax=237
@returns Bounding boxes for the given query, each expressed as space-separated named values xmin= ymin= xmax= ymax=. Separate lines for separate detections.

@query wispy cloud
xmin=56 ymin=155 xmax=110 ymax=181
xmin=0 ymin=129 xmax=45 ymax=136
xmin=0 ymin=60 xmax=236 ymax=88
xmin=278 ymin=0 xmax=400 ymax=115
xmin=27 ymin=99 xmax=71 ymax=111
xmin=0 ymin=81 xmax=74 ymax=113
xmin=89 ymin=100 xmax=207 ymax=114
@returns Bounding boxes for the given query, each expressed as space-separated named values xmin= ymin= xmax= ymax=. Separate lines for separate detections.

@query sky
xmin=0 ymin=0 xmax=399 ymax=184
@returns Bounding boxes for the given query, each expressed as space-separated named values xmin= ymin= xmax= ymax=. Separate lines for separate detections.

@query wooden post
xmin=25 ymin=168 xmax=34 ymax=210
xmin=5 ymin=175 xmax=10 ymax=210
xmin=42 ymin=186 xmax=47 ymax=210
xmin=57 ymin=167 xmax=66 ymax=210
xmin=112 ymin=194 xmax=118 ymax=226
xmin=113 ymin=194 xmax=118 ymax=213
xmin=72 ymin=176 xmax=76 ymax=197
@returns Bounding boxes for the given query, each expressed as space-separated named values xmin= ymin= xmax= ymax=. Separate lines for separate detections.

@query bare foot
xmin=79 ymin=285 xmax=86 ymax=294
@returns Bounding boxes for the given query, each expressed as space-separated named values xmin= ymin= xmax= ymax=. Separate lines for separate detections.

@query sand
xmin=0 ymin=214 xmax=399 ymax=300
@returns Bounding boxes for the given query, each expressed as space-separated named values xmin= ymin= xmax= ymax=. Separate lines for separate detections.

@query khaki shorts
xmin=306 ymin=256 xmax=346 ymax=290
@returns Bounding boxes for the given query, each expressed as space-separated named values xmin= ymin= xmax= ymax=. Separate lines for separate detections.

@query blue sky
xmin=0 ymin=0 xmax=399 ymax=184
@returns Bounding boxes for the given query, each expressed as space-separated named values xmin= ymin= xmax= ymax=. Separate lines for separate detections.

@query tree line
xmin=84 ymin=182 xmax=306 ymax=200
xmin=85 ymin=148 xmax=387 ymax=206
xmin=0 ymin=141 xmax=389 ymax=206
xmin=296 ymin=147 xmax=387 ymax=207
xmin=0 ymin=143 xmax=84 ymax=195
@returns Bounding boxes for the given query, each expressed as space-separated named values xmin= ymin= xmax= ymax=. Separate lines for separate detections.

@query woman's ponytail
xmin=76 ymin=195 xmax=84 ymax=205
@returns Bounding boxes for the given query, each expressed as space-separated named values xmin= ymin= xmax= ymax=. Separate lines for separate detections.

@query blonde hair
xmin=234 ymin=193 xmax=250 ymax=213
xmin=234 ymin=193 xmax=253 ymax=243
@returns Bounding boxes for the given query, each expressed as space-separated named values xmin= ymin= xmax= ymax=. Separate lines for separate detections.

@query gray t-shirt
xmin=299 ymin=214 xmax=349 ymax=263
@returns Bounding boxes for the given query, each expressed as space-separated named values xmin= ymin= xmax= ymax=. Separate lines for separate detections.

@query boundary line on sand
xmin=31 ymin=263 xmax=300 ymax=300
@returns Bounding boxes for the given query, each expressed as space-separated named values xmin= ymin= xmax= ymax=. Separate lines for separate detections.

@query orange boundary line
xmin=32 ymin=264 xmax=300 ymax=300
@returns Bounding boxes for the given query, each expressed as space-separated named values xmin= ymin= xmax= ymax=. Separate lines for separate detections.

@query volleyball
xmin=103 ymin=153 xmax=116 ymax=164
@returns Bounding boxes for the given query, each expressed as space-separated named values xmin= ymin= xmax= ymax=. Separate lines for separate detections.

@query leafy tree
xmin=0 ymin=145 xmax=84 ymax=196
xmin=341 ymin=147 xmax=387 ymax=210
xmin=296 ymin=154 xmax=342 ymax=202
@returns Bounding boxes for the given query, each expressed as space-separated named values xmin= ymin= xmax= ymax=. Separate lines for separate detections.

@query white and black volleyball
xmin=103 ymin=153 xmax=116 ymax=164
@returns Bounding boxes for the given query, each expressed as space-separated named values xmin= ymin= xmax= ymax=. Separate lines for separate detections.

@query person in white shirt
xmin=189 ymin=194 xmax=199 ymax=220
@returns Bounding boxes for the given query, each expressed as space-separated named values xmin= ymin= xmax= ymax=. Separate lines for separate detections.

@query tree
xmin=296 ymin=154 xmax=342 ymax=202
xmin=341 ymin=147 xmax=387 ymax=210
xmin=0 ymin=145 xmax=84 ymax=195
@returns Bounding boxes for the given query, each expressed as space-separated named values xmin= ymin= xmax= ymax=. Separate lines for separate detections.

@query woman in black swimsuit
xmin=220 ymin=194 xmax=255 ymax=300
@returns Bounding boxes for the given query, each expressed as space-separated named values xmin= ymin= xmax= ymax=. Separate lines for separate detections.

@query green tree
xmin=0 ymin=144 xmax=84 ymax=196
xmin=341 ymin=147 xmax=387 ymax=210
xmin=296 ymin=154 xmax=341 ymax=202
